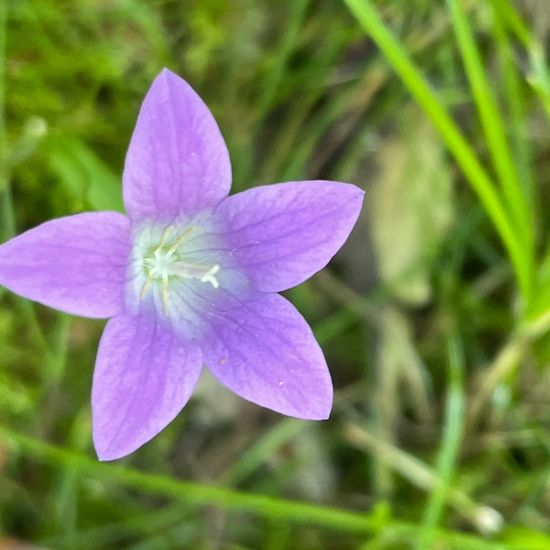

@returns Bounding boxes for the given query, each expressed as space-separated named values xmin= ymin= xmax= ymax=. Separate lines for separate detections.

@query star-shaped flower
xmin=0 ymin=69 xmax=364 ymax=460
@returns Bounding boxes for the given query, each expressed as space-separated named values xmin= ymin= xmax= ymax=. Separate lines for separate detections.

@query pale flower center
xmin=139 ymin=225 xmax=221 ymax=313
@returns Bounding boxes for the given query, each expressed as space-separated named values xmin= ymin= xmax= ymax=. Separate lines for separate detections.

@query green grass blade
xmin=341 ymin=0 xmax=530 ymax=301
xmin=490 ymin=0 xmax=550 ymax=120
xmin=0 ymin=0 xmax=13 ymax=241
xmin=446 ymin=0 xmax=534 ymax=288
xmin=492 ymin=4 xmax=535 ymax=218
xmin=417 ymin=332 xmax=465 ymax=549
xmin=256 ymin=0 xmax=310 ymax=119
xmin=489 ymin=0 xmax=531 ymax=45
xmin=235 ymin=0 xmax=311 ymax=185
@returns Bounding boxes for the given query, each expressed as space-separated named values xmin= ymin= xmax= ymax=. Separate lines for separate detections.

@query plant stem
xmin=0 ymin=425 xmax=510 ymax=548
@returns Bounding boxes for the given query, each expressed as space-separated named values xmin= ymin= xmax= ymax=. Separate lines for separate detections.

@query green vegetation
xmin=2 ymin=0 xmax=550 ymax=548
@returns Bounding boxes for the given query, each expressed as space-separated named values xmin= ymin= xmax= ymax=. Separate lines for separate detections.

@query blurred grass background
xmin=2 ymin=0 xmax=550 ymax=548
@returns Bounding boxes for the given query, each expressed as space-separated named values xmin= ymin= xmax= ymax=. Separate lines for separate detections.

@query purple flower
xmin=0 ymin=69 xmax=364 ymax=460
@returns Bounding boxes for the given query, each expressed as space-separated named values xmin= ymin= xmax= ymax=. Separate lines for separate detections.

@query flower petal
xmin=92 ymin=313 xmax=202 ymax=461
xmin=123 ymin=69 xmax=232 ymax=221
xmin=202 ymin=292 xmax=333 ymax=419
xmin=216 ymin=180 xmax=364 ymax=292
xmin=0 ymin=212 xmax=129 ymax=318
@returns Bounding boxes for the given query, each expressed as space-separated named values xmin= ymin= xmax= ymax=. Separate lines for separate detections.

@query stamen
xmin=140 ymin=273 xmax=154 ymax=299
xmin=156 ymin=225 xmax=174 ymax=252
xmin=167 ymin=225 xmax=195 ymax=255
xmin=162 ymin=274 xmax=170 ymax=314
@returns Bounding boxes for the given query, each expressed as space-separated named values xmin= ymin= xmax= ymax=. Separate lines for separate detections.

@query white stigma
xmin=199 ymin=264 xmax=220 ymax=288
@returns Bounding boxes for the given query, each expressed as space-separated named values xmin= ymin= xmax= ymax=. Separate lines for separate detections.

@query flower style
xmin=0 ymin=69 xmax=364 ymax=460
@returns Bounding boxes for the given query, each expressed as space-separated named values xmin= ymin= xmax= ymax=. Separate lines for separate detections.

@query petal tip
xmin=96 ymin=451 xmax=117 ymax=462
xmin=344 ymin=182 xmax=366 ymax=201
xmin=299 ymin=410 xmax=331 ymax=421
xmin=301 ymin=401 xmax=332 ymax=421
xmin=94 ymin=437 xmax=138 ymax=462
xmin=158 ymin=67 xmax=178 ymax=81
xmin=95 ymin=445 xmax=119 ymax=462
xmin=343 ymin=183 xmax=365 ymax=219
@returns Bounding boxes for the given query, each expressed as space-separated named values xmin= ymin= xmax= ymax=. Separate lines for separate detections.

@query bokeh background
xmin=2 ymin=0 xmax=550 ymax=548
